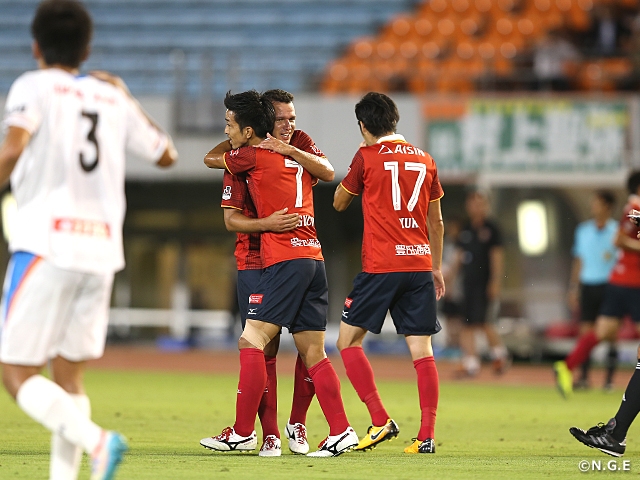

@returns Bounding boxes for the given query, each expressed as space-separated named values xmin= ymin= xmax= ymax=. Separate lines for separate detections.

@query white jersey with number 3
xmin=2 ymin=68 xmax=168 ymax=274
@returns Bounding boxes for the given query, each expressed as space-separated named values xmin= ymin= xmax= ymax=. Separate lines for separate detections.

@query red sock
xmin=340 ymin=346 xmax=389 ymax=426
xmin=289 ymin=354 xmax=315 ymax=425
xmin=414 ymin=356 xmax=439 ymax=440
xmin=566 ymin=331 xmax=600 ymax=371
xmin=233 ymin=348 xmax=267 ymax=437
xmin=257 ymin=355 xmax=279 ymax=439
xmin=308 ymin=358 xmax=350 ymax=436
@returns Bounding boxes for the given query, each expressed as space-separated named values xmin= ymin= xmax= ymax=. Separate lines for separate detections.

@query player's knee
xmin=263 ymin=336 xmax=280 ymax=357
xmin=240 ymin=324 xmax=271 ymax=350
xmin=2 ymin=366 xmax=34 ymax=400
xmin=52 ymin=377 xmax=82 ymax=395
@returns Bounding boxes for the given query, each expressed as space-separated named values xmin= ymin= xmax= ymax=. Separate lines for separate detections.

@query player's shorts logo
xmin=344 ymin=297 xmax=353 ymax=308
xmin=249 ymin=294 xmax=264 ymax=304
xmin=222 ymin=186 xmax=232 ymax=200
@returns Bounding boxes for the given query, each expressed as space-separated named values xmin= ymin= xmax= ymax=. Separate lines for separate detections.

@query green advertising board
xmin=425 ymin=99 xmax=628 ymax=173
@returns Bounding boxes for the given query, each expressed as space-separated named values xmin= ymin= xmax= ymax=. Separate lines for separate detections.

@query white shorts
xmin=0 ymin=252 xmax=114 ymax=366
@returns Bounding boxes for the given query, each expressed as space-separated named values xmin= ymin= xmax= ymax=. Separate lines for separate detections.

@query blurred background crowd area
xmin=1 ymin=0 xmax=640 ymax=362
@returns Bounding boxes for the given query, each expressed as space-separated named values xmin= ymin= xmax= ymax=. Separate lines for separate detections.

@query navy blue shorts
xmin=237 ymin=269 xmax=263 ymax=329
xmin=600 ymin=284 xmax=640 ymax=322
xmin=580 ymin=283 xmax=607 ymax=323
xmin=462 ymin=286 xmax=489 ymax=325
xmin=341 ymin=271 xmax=441 ymax=336
xmin=246 ymin=259 xmax=328 ymax=333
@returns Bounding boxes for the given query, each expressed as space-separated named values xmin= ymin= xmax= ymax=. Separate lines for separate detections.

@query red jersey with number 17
xmin=340 ymin=134 xmax=443 ymax=273
xmin=224 ymin=146 xmax=323 ymax=268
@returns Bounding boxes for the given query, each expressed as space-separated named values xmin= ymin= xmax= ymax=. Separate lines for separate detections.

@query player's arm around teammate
xmin=257 ymin=89 xmax=334 ymax=182
xmin=200 ymin=91 xmax=357 ymax=457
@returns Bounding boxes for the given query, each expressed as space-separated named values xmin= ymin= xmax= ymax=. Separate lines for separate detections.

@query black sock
xmin=613 ymin=359 xmax=640 ymax=441
xmin=580 ymin=357 xmax=591 ymax=382
xmin=605 ymin=344 xmax=618 ymax=386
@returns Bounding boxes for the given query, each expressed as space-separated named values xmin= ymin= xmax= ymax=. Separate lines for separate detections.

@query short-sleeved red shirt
xmin=340 ymin=134 xmax=443 ymax=273
xmin=223 ymin=144 xmax=323 ymax=268
xmin=609 ymin=195 xmax=640 ymax=288
xmin=220 ymin=130 xmax=325 ymax=270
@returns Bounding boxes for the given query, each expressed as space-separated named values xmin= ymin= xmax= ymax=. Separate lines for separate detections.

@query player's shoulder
xmin=228 ymin=145 xmax=276 ymax=161
xmin=77 ymin=74 xmax=128 ymax=101
xmin=9 ymin=69 xmax=46 ymax=91
xmin=291 ymin=129 xmax=312 ymax=144
xmin=576 ymin=219 xmax=594 ymax=231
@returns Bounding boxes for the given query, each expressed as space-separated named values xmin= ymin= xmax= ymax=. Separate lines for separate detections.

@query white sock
xmin=462 ymin=355 xmax=480 ymax=374
xmin=17 ymin=376 xmax=102 ymax=456
xmin=50 ymin=394 xmax=91 ymax=480
xmin=491 ymin=345 xmax=508 ymax=360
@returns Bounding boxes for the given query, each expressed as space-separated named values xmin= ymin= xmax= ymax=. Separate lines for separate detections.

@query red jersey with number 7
xmin=220 ymin=130 xmax=325 ymax=271
xmin=340 ymin=134 xmax=443 ymax=273
xmin=224 ymin=146 xmax=323 ymax=268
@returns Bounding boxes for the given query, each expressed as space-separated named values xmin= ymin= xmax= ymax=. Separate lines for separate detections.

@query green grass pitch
xmin=0 ymin=367 xmax=636 ymax=479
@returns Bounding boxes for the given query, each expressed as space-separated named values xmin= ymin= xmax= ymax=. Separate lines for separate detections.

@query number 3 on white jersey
xmin=384 ymin=161 xmax=426 ymax=212
xmin=285 ymin=158 xmax=303 ymax=208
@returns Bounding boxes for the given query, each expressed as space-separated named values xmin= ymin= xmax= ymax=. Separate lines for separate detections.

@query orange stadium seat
xmin=452 ymin=0 xmax=472 ymax=13
xmin=568 ymin=6 xmax=591 ymax=30
xmin=436 ymin=59 xmax=476 ymax=92
xmin=407 ymin=57 xmax=438 ymax=93
xmin=400 ymin=40 xmax=420 ymax=60
xmin=473 ymin=0 xmax=494 ymax=13
xmin=427 ymin=0 xmax=451 ymax=14
xmin=460 ymin=16 xmax=481 ymax=36
xmin=414 ymin=17 xmax=435 ymax=38
xmin=574 ymin=59 xmax=632 ymax=91
xmin=352 ymin=38 xmax=375 ymax=60
xmin=390 ymin=15 xmax=413 ymax=38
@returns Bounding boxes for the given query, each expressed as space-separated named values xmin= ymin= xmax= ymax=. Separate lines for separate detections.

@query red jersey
xmin=220 ymin=130 xmax=325 ymax=270
xmin=224 ymin=145 xmax=323 ymax=268
xmin=221 ymin=173 xmax=262 ymax=270
xmin=340 ymin=134 xmax=443 ymax=273
xmin=609 ymin=195 xmax=640 ymax=288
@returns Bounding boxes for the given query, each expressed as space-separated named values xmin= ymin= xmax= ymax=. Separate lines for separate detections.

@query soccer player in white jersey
xmin=0 ymin=1 xmax=177 ymax=479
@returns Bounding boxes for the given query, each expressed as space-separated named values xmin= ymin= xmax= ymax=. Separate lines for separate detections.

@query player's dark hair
xmin=355 ymin=92 xmax=399 ymax=138
xmin=594 ymin=190 xmax=615 ymax=209
xmin=31 ymin=0 xmax=93 ymax=68
xmin=263 ymin=89 xmax=294 ymax=104
xmin=224 ymin=90 xmax=275 ymax=139
xmin=628 ymin=171 xmax=640 ymax=195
